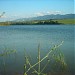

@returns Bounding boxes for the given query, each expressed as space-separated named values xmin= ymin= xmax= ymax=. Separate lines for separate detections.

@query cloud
xmin=35 ymin=12 xmax=45 ymax=16
xmin=46 ymin=11 xmax=63 ymax=15
xmin=35 ymin=11 xmax=63 ymax=16
xmin=54 ymin=11 xmax=63 ymax=14
xmin=0 ymin=15 xmax=7 ymax=18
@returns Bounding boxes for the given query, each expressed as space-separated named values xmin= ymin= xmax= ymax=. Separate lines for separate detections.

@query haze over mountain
xmin=14 ymin=14 xmax=75 ymax=22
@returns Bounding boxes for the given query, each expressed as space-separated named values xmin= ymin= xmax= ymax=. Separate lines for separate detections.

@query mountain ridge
xmin=14 ymin=14 xmax=75 ymax=22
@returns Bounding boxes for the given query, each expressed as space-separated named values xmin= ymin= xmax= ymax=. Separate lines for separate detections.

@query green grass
xmin=54 ymin=19 xmax=75 ymax=24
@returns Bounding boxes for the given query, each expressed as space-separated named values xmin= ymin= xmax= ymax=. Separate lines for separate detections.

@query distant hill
xmin=14 ymin=14 xmax=75 ymax=22
xmin=0 ymin=14 xmax=74 ymax=25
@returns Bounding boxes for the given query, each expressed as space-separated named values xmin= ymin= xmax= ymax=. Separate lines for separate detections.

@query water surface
xmin=0 ymin=25 xmax=74 ymax=75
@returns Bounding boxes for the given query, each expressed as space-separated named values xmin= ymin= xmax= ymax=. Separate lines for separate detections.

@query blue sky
xmin=0 ymin=0 xmax=74 ymax=21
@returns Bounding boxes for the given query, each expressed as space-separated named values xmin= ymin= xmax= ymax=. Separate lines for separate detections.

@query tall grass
xmin=0 ymin=49 xmax=16 ymax=75
xmin=23 ymin=41 xmax=67 ymax=75
xmin=0 ymin=41 xmax=67 ymax=75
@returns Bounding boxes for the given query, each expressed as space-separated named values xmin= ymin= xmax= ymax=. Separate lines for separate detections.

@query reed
xmin=0 ymin=49 xmax=17 ymax=75
xmin=0 ymin=41 xmax=67 ymax=75
xmin=23 ymin=41 xmax=67 ymax=75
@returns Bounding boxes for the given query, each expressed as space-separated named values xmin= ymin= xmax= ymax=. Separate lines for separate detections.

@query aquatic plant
xmin=23 ymin=41 xmax=67 ymax=75
xmin=0 ymin=41 xmax=67 ymax=75
xmin=0 ymin=49 xmax=16 ymax=57
xmin=0 ymin=48 xmax=17 ymax=75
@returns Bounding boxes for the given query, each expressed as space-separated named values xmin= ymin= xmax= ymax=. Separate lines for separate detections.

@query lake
xmin=0 ymin=25 xmax=74 ymax=75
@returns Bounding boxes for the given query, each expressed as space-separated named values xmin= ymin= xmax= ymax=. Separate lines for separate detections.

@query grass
xmin=23 ymin=41 xmax=67 ymax=75
xmin=54 ymin=19 xmax=75 ymax=24
xmin=0 ymin=49 xmax=17 ymax=75
xmin=0 ymin=41 xmax=68 ymax=75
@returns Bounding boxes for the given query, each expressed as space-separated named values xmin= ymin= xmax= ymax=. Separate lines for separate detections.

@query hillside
xmin=53 ymin=19 xmax=75 ymax=24
xmin=0 ymin=14 xmax=75 ymax=25
xmin=14 ymin=14 xmax=75 ymax=22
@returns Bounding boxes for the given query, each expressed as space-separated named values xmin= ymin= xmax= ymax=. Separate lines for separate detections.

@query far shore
xmin=0 ymin=19 xmax=75 ymax=26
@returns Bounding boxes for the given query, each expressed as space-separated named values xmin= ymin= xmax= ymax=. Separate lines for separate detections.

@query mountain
xmin=14 ymin=14 xmax=75 ymax=22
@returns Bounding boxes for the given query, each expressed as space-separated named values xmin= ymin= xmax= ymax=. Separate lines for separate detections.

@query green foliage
xmin=0 ymin=19 xmax=74 ymax=25
xmin=0 ymin=19 xmax=61 ymax=25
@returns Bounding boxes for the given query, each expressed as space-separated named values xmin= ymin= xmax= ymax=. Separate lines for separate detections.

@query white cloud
xmin=0 ymin=15 xmax=7 ymax=18
xmin=46 ymin=11 xmax=54 ymax=14
xmin=54 ymin=11 xmax=63 ymax=14
xmin=35 ymin=12 xmax=45 ymax=16
xmin=34 ymin=11 xmax=63 ymax=17
xmin=46 ymin=11 xmax=63 ymax=15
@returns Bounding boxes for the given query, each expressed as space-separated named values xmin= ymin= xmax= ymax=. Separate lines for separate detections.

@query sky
xmin=0 ymin=0 xmax=74 ymax=21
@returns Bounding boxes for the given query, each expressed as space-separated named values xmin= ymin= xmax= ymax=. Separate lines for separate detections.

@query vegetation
xmin=0 ymin=12 xmax=75 ymax=25
xmin=23 ymin=41 xmax=67 ymax=75
xmin=0 ymin=42 xmax=68 ymax=75
xmin=0 ymin=49 xmax=16 ymax=75
xmin=53 ymin=19 xmax=75 ymax=24
xmin=0 ymin=19 xmax=75 ymax=25
xmin=0 ymin=19 xmax=61 ymax=25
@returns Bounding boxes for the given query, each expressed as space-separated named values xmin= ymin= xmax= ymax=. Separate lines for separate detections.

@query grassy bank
xmin=0 ymin=19 xmax=75 ymax=26
xmin=54 ymin=19 xmax=75 ymax=24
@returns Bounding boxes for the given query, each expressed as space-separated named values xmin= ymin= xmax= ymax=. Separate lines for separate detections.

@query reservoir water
xmin=0 ymin=25 xmax=74 ymax=75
